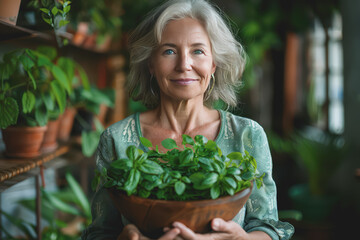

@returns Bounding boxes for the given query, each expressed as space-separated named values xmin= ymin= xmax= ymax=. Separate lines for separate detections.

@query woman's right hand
xmin=117 ymin=224 xmax=181 ymax=240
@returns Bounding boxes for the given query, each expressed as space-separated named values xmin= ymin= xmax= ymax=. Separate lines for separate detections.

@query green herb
xmin=93 ymin=134 xmax=265 ymax=200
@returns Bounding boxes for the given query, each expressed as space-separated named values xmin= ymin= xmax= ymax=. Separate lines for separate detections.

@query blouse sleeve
xmin=81 ymin=130 xmax=124 ymax=240
xmin=242 ymin=123 xmax=294 ymax=240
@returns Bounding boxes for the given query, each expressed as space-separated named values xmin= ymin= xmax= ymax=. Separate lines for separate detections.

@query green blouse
xmin=81 ymin=110 xmax=294 ymax=240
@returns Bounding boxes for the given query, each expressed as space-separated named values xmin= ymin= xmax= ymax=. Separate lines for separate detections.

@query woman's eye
xmin=164 ymin=49 xmax=175 ymax=55
xmin=194 ymin=49 xmax=204 ymax=55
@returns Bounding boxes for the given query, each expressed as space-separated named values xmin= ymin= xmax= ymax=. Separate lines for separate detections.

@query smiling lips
xmin=170 ymin=78 xmax=198 ymax=85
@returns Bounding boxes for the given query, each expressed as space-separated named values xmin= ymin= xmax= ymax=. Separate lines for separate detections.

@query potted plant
xmin=268 ymin=127 xmax=347 ymax=223
xmin=0 ymin=0 xmax=22 ymax=25
xmin=0 ymin=46 xmax=70 ymax=157
xmin=55 ymin=55 xmax=91 ymax=142
xmin=68 ymin=0 xmax=122 ymax=51
xmin=26 ymin=0 xmax=72 ymax=46
xmin=69 ymin=85 xmax=115 ymax=157
xmin=93 ymin=134 xmax=265 ymax=238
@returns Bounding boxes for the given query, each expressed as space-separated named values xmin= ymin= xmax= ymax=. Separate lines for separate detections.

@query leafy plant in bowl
xmin=93 ymin=134 xmax=264 ymax=238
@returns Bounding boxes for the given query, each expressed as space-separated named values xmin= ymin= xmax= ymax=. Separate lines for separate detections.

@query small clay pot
xmin=108 ymin=183 xmax=253 ymax=238
xmin=2 ymin=125 xmax=47 ymax=158
xmin=57 ymin=107 xmax=77 ymax=142
xmin=41 ymin=119 xmax=61 ymax=153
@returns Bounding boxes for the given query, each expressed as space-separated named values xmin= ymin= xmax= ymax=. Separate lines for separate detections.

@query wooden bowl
xmin=108 ymin=183 xmax=253 ymax=238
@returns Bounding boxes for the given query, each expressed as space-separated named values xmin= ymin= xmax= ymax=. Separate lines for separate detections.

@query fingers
xmin=172 ymin=222 xmax=197 ymax=239
xmin=159 ymin=227 xmax=181 ymax=240
xmin=211 ymin=218 xmax=239 ymax=232
xmin=122 ymin=224 xmax=141 ymax=240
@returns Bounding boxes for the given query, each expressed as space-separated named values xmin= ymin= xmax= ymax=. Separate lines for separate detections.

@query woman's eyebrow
xmin=159 ymin=42 xmax=208 ymax=48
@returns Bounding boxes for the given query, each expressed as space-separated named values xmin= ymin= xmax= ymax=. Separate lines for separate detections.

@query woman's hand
xmin=117 ymin=224 xmax=181 ymax=240
xmin=169 ymin=218 xmax=271 ymax=240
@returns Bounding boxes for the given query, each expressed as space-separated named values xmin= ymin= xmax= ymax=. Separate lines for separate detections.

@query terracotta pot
xmin=2 ymin=125 xmax=47 ymax=158
xmin=108 ymin=183 xmax=253 ymax=238
xmin=0 ymin=0 xmax=22 ymax=25
xmin=41 ymin=119 xmax=61 ymax=153
xmin=57 ymin=107 xmax=77 ymax=142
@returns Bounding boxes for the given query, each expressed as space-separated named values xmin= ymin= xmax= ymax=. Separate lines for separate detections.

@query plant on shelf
xmin=27 ymin=0 xmax=72 ymax=46
xmin=68 ymin=0 xmax=122 ymax=51
xmin=70 ymin=85 xmax=115 ymax=157
xmin=0 ymin=46 xmax=70 ymax=157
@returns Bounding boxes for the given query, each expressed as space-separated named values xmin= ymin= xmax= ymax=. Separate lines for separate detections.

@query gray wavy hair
xmin=126 ymin=0 xmax=246 ymax=109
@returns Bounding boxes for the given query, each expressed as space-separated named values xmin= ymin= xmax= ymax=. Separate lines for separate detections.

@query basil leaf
xmin=227 ymin=152 xmax=243 ymax=160
xmin=111 ymin=158 xmax=133 ymax=170
xmin=174 ymin=181 xmax=186 ymax=195
xmin=126 ymin=145 xmax=139 ymax=160
xmin=138 ymin=160 xmax=164 ymax=174
xmin=179 ymin=149 xmax=193 ymax=164
xmin=124 ymin=169 xmax=140 ymax=195
xmin=182 ymin=134 xmax=195 ymax=146
xmin=224 ymin=177 xmax=237 ymax=189
xmin=210 ymin=184 xmax=220 ymax=199
xmin=161 ymin=138 xmax=178 ymax=149
xmin=140 ymin=137 xmax=153 ymax=148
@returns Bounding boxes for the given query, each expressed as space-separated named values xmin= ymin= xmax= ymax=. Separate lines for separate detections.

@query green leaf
xmin=36 ymin=46 xmax=57 ymax=61
xmin=22 ymin=91 xmax=35 ymax=113
xmin=161 ymin=138 xmax=178 ymax=149
xmin=210 ymin=184 xmax=220 ymax=199
xmin=182 ymin=134 xmax=194 ymax=146
xmin=42 ymin=189 xmax=81 ymax=216
xmin=224 ymin=177 xmax=237 ymax=189
xmin=52 ymin=65 xmax=71 ymax=94
xmin=140 ymin=137 xmax=153 ymax=148
xmin=195 ymin=135 xmax=207 ymax=144
xmin=19 ymin=52 xmax=35 ymax=71
xmin=50 ymin=81 xmax=66 ymax=113
xmin=39 ymin=8 xmax=50 ymax=14
xmin=27 ymin=70 xmax=37 ymax=89
xmin=205 ymin=140 xmax=217 ymax=152
xmin=227 ymin=152 xmax=243 ymax=160
xmin=34 ymin=105 xmax=48 ymax=126
xmin=124 ymin=169 xmax=141 ymax=195
xmin=65 ymin=172 xmax=91 ymax=219
xmin=81 ymin=130 xmax=101 ymax=157
xmin=175 ymin=181 xmax=186 ymax=195
xmin=0 ymin=97 xmax=19 ymax=129
xmin=138 ymin=160 xmax=164 ymax=174
xmin=126 ymin=145 xmax=139 ymax=160
xmin=59 ymin=20 xmax=70 ymax=27
xmin=111 ymin=158 xmax=133 ymax=170
xmin=77 ymin=65 xmax=90 ymax=90
xmin=179 ymin=149 xmax=193 ymax=164
xmin=51 ymin=6 xmax=58 ymax=16
xmin=41 ymin=92 xmax=54 ymax=111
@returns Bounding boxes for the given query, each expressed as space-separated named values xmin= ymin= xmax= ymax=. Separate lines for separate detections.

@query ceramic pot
xmin=2 ymin=125 xmax=47 ymax=158
xmin=57 ymin=107 xmax=77 ymax=141
xmin=0 ymin=0 xmax=22 ymax=25
xmin=108 ymin=183 xmax=253 ymax=238
xmin=41 ymin=119 xmax=61 ymax=153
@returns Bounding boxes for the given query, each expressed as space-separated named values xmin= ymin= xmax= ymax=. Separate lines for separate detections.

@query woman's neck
xmin=156 ymin=99 xmax=208 ymax=135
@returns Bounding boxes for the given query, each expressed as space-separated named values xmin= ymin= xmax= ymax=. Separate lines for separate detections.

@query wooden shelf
xmin=0 ymin=19 xmax=51 ymax=41
xmin=0 ymin=144 xmax=70 ymax=192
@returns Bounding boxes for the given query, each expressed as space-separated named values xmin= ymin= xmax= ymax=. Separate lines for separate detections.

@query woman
xmin=82 ymin=0 xmax=294 ymax=239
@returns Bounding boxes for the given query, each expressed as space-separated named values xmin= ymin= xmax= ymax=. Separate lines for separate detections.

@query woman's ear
xmin=211 ymin=61 xmax=216 ymax=74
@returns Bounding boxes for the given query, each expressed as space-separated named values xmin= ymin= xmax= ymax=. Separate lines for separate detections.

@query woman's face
xmin=150 ymin=18 xmax=216 ymax=103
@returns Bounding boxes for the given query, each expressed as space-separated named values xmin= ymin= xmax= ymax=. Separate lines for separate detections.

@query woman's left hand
xmin=169 ymin=218 xmax=250 ymax=240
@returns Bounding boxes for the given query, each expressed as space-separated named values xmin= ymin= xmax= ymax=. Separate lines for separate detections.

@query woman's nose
xmin=176 ymin=52 xmax=192 ymax=71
